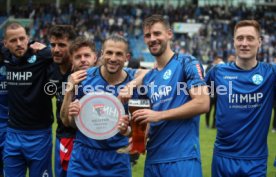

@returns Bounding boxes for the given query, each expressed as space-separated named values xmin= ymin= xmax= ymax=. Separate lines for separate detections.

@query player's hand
xmin=132 ymin=109 xmax=161 ymax=124
xmin=66 ymin=70 xmax=87 ymax=92
xmin=68 ymin=100 xmax=80 ymax=123
xmin=118 ymin=115 xmax=131 ymax=136
xmin=29 ymin=42 xmax=46 ymax=53
xmin=118 ymin=83 xmax=135 ymax=104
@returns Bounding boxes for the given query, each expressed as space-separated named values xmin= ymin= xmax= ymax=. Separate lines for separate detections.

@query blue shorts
xmin=212 ymin=155 xmax=267 ymax=177
xmin=55 ymin=137 xmax=74 ymax=177
xmin=3 ymin=128 xmax=53 ymax=177
xmin=144 ymin=158 xmax=202 ymax=177
xmin=0 ymin=131 xmax=6 ymax=176
xmin=67 ymin=142 xmax=131 ymax=177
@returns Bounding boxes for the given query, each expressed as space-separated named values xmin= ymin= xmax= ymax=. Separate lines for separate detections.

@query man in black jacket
xmin=47 ymin=25 xmax=77 ymax=177
xmin=2 ymin=21 xmax=53 ymax=177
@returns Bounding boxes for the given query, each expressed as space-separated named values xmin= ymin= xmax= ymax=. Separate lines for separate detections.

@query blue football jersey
xmin=0 ymin=62 xmax=8 ymax=130
xmin=143 ymin=53 xmax=206 ymax=164
xmin=205 ymin=62 xmax=276 ymax=159
xmin=75 ymin=66 xmax=137 ymax=149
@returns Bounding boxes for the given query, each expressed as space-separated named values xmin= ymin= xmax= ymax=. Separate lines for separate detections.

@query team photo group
xmin=0 ymin=1 xmax=276 ymax=177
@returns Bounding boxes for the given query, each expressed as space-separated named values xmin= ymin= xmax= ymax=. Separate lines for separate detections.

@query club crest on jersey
xmin=0 ymin=66 xmax=6 ymax=76
xmin=163 ymin=69 xmax=172 ymax=80
xmin=27 ymin=55 xmax=37 ymax=64
xmin=252 ymin=74 xmax=263 ymax=85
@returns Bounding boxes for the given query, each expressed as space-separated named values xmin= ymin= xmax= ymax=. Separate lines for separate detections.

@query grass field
xmin=131 ymin=114 xmax=276 ymax=177
xmin=51 ymin=102 xmax=276 ymax=177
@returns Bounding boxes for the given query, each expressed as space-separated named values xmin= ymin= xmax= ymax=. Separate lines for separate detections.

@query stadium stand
xmin=1 ymin=1 xmax=275 ymax=64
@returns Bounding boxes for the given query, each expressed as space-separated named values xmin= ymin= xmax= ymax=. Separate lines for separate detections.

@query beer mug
xmin=128 ymin=99 xmax=150 ymax=154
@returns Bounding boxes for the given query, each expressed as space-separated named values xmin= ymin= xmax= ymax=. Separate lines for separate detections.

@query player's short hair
xmin=234 ymin=20 xmax=261 ymax=37
xmin=143 ymin=14 xmax=171 ymax=30
xmin=48 ymin=25 xmax=77 ymax=41
xmin=69 ymin=36 xmax=96 ymax=56
xmin=102 ymin=34 xmax=129 ymax=53
xmin=3 ymin=21 xmax=26 ymax=39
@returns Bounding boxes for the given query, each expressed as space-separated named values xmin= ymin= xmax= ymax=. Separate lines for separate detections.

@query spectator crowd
xmin=1 ymin=2 xmax=276 ymax=63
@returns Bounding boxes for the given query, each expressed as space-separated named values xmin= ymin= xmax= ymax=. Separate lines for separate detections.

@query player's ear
xmin=69 ymin=55 xmax=74 ymax=71
xmin=93 ymin=53 xmax=97 ymax=66
xmin=125 ymin=53 xmax=130 ymax=62
xmin=71 ymin=64 xmax=75 ymax=72
xmin=258 ymin=36 xmax=262 ymax=47
xmin=3 ymin=39 xmax=8 ymax=48
xmin=167 ymin=28 xmax=173 ymax=40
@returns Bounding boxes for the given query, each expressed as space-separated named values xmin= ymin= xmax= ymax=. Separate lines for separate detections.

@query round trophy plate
xmin=75 ymin=92 xmax=125 ymax=140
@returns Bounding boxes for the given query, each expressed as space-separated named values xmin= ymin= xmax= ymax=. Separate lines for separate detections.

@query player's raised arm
xmin=118 ymin=68 xmax=149 ymax=103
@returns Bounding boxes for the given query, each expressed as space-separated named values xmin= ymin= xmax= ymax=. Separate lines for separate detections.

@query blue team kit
xmin=67 ymin=66 xmax=137 ymax=177
xmin=143 ymin=53 xmax=205 ymax=176
xmin=205 ymin=62 xmax=276 ymax=176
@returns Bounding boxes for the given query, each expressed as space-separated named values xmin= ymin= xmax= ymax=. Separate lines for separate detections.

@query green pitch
xmin=131 ymin=115 xmax=276 ymax=177
xmin=51 ymin=100 xmax=276 ymax=177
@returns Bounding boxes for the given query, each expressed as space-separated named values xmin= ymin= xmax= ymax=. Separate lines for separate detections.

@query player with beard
xmin=60 ymin=34 xmax=147 ymax=177
xmin=47 ymin=25 xmax=78 ymax=177
xmin=130 ymin=15 xmax=210 ymax=177
xmin=0 ymin=44 xmax=8 ymax=177
xmin=2 ymin=21 xmax=53 ymax=177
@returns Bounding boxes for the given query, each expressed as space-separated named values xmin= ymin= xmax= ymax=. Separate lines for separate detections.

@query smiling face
xmin=143 ymin=22 xmax=173 ymax=57
xmin=234 ymin=26 xmax=261 ymax=61
xmin=71 ymin=46 xmax=97 ymax=71
xmin=101 ymin=40 xmax=129 ymax=74
xmin=4 ymin=26 xmax=29 ymax=58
